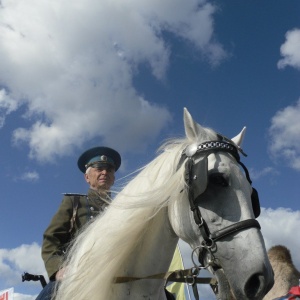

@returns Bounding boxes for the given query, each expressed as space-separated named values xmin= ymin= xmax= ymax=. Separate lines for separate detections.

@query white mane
xmin=55 ymin=128 xmax=217 ymax=300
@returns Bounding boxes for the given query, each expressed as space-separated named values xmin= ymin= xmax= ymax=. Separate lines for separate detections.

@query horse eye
xmin=209 ymin=173 xmax=228 ymax=187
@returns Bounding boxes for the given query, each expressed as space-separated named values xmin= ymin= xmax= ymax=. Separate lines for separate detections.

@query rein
xmin=115 ymin=267 xmax=218 ymax=299
xmin=115 ymin=268 xmax=217 ymax=285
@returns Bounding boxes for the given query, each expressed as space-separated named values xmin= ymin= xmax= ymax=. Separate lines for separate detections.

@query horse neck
xmin=113 ymin=207 xmax=178 ymax=299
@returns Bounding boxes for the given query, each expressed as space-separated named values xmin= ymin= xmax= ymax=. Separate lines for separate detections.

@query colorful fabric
xmin=273 ymin=286 xmax=300 ymax=300
xmin=0 ymin=288 xmax=14 ymax=300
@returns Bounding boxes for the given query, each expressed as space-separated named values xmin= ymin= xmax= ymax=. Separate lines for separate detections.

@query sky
xmin=0 ymin=0 xmax=299 ymax=299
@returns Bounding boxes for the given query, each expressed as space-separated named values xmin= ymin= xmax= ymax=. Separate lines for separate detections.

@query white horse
xmin=54 ymin=108 xmax=274 ymax=300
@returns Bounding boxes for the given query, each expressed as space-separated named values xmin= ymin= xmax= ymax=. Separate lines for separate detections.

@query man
xmin=36 ymin=146 xmax=121 ymax=300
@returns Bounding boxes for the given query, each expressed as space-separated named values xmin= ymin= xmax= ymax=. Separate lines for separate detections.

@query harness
xmin=182 ymin=138 xmax=260 ymax=246
xmin=63 ymin=193 xmax=85 ymax=233
xmin=66 ymin=192 xmax=111 ymax=233
xmin=178 ymin=136 xmax=261 ymax=299
xmin=115 ymin=136 xmax=261 ymax=300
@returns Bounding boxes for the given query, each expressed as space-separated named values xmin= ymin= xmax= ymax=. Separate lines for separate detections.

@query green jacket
xmin=41 ymin=188 xmax=110 ymax=279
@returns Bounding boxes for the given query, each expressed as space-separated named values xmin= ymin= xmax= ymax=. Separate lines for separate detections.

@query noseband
xmin=180 ymin=137 xmax=261 ymax=262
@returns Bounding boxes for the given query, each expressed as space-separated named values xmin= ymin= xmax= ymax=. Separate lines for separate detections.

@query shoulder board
xmin=62 ymin=193 xmax=87 ymax=196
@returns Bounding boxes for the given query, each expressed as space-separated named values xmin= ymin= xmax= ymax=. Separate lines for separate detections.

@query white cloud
xmin=268 ymin=99 xmax=300 ymax=171
xmin=0 ymin=243 xmax=46 ymax=288
xmin=278 ymin=28 xmax=300 ymax=70
xmin=259 ymin=207 xmax=300 ymax=268
xmin=249 ymin=167 xmax=279 ymax=181
xmin=0 ymin=0 xmax=226 ymax=163
xmin=14 ymin=294 xmax=36 ymax=300
xmin=0 ymin=89 xmax=19 ymax=128
xmin=19 ymin=171 xmax=40 ymax=182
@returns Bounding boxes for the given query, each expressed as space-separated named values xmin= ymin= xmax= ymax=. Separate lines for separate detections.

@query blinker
xmin=182 ymin=139 xmax=261 ymax=219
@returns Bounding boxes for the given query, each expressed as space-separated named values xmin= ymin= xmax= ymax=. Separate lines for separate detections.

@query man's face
xmin=84 ymin=165 xmax=115 ymax=191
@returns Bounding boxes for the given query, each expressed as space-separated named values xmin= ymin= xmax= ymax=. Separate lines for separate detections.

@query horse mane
xmin=55 ymin=128 xmax=218 ymax=300
xmin=264 ymin=245 xmax=300 ymax=300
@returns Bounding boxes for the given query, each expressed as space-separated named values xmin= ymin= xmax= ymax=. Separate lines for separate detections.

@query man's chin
xmin=97 ymin=182 xmax=110 ymax=190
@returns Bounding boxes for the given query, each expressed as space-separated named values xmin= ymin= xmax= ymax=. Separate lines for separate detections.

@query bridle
xmin=115 ymin=136 xmax=262 ymax=300
xmin=178 ymin=136 xmax=261 ymax=299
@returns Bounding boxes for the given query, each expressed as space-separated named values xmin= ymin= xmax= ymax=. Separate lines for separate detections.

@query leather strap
xmin=115 ymin=268 xmax=216 ymax=285
xmin=69 ymin=195 xmax=80 ymax=233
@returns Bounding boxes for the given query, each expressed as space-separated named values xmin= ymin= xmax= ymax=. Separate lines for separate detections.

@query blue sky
xmin=0 ymin=1 xmax=299 ymax=299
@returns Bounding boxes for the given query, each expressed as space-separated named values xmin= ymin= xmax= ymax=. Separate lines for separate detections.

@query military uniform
xmin=36 ymin=146 xmax=121 ymax=300
xmin=42 ymin=188 xmax=111 ymax=279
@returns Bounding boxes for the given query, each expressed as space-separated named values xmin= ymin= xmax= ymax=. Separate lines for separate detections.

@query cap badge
xmin=100 ymin=155 xmax=108 ymax=162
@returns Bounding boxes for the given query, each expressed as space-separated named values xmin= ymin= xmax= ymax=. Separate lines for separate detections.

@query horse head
xmin=168 ymin=108 xmax=274 ymax=299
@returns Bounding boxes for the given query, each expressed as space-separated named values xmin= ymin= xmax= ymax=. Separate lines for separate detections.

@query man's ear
xmin=84 ymin=173 xmax=89 ymax=183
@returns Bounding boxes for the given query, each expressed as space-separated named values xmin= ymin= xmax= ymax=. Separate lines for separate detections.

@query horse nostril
xmin=244 ymin=273 xmax=264 ymax=299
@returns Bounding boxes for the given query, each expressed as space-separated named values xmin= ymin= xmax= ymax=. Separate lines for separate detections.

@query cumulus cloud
xmin=249 ymin=167 xmax=279 ymax=181
xmin=0 ymin=243 xmax=46 ymax=290
xmin=0 ymin=89 xmax=19 ymax=128
xmin=278 ymin=28 xmax=300 ymax=70
xmin=268 ymin=99 xmax=300 ymax=170
xmin=272 ymin=28 xmax=300 ymax=170
xmin=259 ymin=207 xmax=300 ymax=268
xmin=0 ymin=0 xmax=226 ymax=163
xmin=14 ymin=294 xmax=36 ymax=300
xmin=17 ymin=171 xmax=40 ymax=182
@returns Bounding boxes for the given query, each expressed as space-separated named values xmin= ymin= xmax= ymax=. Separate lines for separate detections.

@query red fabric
xmin=289 ymin=286 xmax=300 ymax=296
xmin=0 ymin=291 xmax=8 ymax=300
xmin=273 ymin=286 xmax=300 ymax=299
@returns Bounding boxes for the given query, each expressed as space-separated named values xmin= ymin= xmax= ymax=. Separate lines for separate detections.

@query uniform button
xmin=90 ymin=207 xmax=94 ymax=211
xmin=90 ymin=216 xmax=94 ymax=219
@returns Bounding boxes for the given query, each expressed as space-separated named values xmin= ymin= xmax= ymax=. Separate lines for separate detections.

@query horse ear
xmin=183 ymin=107 xmax=205 ymax=140
xmin=231 ymin=127 xmax=246 ymax=147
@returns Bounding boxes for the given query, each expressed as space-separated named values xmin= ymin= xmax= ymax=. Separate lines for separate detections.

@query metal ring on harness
xmin=191 ymin=246 xmax=216 ymax=270
xmin=185 ymin=274 xmax=196 ymax=286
